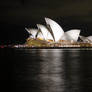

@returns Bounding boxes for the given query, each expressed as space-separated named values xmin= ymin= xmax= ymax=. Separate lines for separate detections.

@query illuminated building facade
xmin=25 ymin=18 xmax=92 ymax=44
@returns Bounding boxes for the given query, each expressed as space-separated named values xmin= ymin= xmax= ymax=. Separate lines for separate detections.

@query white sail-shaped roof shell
xmin=87 ymin=36 xmax=92 ymax=42
xmin=37 ymin=24 xmax=54 ymax=40
xmin=80 ymin=36 xmax=92 ymax=42
xmin=61 ymin=29 xmax=80 ymax=41
xmin=25 ymin=28 xmax=38 ymax=38
xmin=36 ymin=31 xmax=44 ymax=39
xmin=79 ymin=36 xmax=90 ymax=42
xmin=45 ymin=17 xmax=64 ymax=42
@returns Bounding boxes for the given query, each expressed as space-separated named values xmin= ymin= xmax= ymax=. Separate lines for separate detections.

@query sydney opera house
xmin=25 ymin=18 xmax=92 ymax=47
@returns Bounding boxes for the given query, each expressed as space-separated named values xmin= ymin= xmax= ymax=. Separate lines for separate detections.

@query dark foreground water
xmin=0 ymin=48 xmax=92 ymax=92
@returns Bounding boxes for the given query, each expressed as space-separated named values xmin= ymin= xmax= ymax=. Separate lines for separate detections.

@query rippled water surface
xmin=0 ymin=48 xmax=92 ymax=92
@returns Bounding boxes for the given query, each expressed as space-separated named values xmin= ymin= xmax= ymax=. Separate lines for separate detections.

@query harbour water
xmin=0 ymin=48 xmax=92 ymax=92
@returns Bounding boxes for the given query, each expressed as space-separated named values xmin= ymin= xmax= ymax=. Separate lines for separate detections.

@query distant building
xmin=25 ymin=17 xmax=92 ymax=43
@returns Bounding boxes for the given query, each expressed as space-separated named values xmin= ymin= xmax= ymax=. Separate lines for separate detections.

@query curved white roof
xmin=79 ymin=36 xmax=90 ymax=42
xmin=45 ymin=17 xmax=64 ymax=42
xmin=80 ymin=36 xmax=92 ymax=42
xmin=36 ymin=31 xmax=44 ymax=39
xmin=25 ymin=28 xmax=38 ymax=38
xmin=87 ymin=36 xmax=92 ymax=41
xmin=61 ymin=29 xmax=80 ymax=41
xmin=37 ymin=24 xmax=54 ymax=40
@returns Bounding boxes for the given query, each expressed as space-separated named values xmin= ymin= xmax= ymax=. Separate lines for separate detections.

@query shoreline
xmin=1 ymin=45 xmax=92 ymax=49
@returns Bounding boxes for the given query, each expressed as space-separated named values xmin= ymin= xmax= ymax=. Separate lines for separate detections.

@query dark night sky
xmin=0 ymin=0 xmax=92 ymax=44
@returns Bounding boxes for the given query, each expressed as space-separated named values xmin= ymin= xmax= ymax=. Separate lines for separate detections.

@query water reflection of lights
xmin=38 ymin=49 xmax=65 ymax=92
xmin=15 ymin=49 xmax=83 ymax=92
xmin=39 ymin=49 xmax=64 ymax=73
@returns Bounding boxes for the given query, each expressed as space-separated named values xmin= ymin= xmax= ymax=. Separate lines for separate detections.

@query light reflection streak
xmin=12 ymin=49 xmax=92 ymax=92
xmin=38 ymin=49 xmax=65 ymax=92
